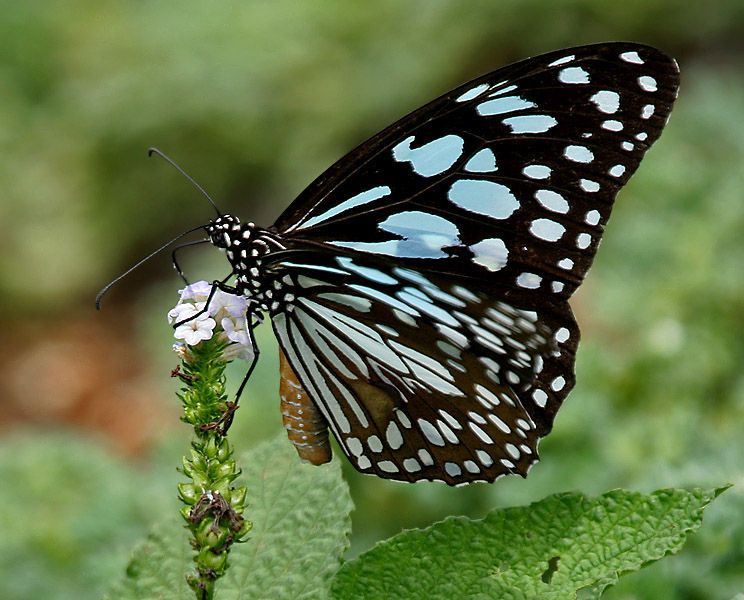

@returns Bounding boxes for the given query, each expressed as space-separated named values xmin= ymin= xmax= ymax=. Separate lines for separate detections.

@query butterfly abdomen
xmin=279 ymin=348 xmax=332 ymax=465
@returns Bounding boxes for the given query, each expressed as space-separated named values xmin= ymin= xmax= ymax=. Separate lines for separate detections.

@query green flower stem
xmin=174 ymin=336 xmax=251 ymax=600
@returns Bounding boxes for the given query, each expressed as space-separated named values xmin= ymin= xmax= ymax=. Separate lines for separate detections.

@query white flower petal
xmin=179 ymin=280 xmax=213 ymax=302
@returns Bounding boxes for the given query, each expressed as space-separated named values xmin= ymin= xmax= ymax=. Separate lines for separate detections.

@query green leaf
xmin=331 ymin=487 xmax=728 ymax=600
xmin=219 ymin=434 xmax=353 ymax=600
xmin=105 ymin=433 xmax=353 ymax=600
xmin=107 ymin=433 xmax=352 ymax=600
xmin=103 ymin=519 xmax=193 ymax=600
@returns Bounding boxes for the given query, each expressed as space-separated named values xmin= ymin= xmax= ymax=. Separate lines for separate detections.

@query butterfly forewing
xmin=273 ymin=43 xmax=679 ymax=301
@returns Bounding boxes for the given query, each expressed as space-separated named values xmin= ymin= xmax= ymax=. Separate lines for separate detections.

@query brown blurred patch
xmin=0 ymin=306 xmax=177 ymax=455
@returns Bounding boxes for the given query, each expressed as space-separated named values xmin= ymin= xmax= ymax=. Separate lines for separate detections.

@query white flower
xmin=168 ymin=302 xmax=200 ymax=325
xmin=208 ymin=289 xmax=248 ymax=320
xmin=168 ymin=280 xmax=254 ymax=361
xmin=178 ymin=280 xmax=213 ymax=303
xmin=221 ymin=316 xmax=250 ymax=346
xmin=173 ymin=303 xmax=216 ymax=345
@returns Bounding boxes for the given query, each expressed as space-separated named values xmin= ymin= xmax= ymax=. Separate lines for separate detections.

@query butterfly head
xmin=206 ymin=214 xmax=245 ymax=249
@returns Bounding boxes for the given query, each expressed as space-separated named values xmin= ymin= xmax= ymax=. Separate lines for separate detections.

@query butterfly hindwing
xmin=269 ymin=251 xmax=579 ymax=484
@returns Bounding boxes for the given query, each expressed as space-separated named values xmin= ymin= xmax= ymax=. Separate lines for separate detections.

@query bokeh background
xmin=2 ymin=2 xmax=743 ymax=598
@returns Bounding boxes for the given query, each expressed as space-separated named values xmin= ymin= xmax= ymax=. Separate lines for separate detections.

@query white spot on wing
xmin=386 ymin=421 xmax=403 ymax=450
xmin=337 ymin=256 xmax=397 ymax=285
xmin=378 ymin=460 xmax=398 ymax=473
xmin=298 ymin=186 xmax=391 ymax=229
xmin=620 ymin=50 xmax=644 ymax=64
xmin=585 ymin=210 xmax=600 ymax=225
xmin=517 ymin=272 xmax=542 ymax=289
xmin=367 ymin=435 xmax=383 ymax=452
xmin=580 ymin=179 xmax=600 ymax=192
xmin=418 ymin=448 xmax=434 ymax=466
xmin=317 ymin=292 xmax=372 ymax=313
xmin=487 ymin=83 xmax=517 ymax=97
xmin=456 ymin=83 xmax=489 ymax=102
xmin=558 ymin=66 xmax=589 ymax=84
xmin=609 ymin=165 xmax=626 ymax=178
xmin=393 ymin=134 xmax=465 ymax=177
xmin=577 ymin=232 xmax=592 ymax=249
xmin=448 ymin=179 xmax=519 ymax=220
xmin=346 ymin=438 xmax=363 ymax=456
xmin=590 ymin=90 xmax=620 ymax=114
xmin=564 ymin=145 xmax=594 ymax=163
xmin=469 ymin=422 xmax=494 ymax=444
xmin=469 ymin=237 xmax=509 ymax=271
xmin=464 ymin=460 xmax=480 ymax=473
xmin=464 ymin=148 xmax=497 ymax=172
xmin=523 ymin=164 xmax=551 ymax=179
xmin=535 ymin=189 xmax=569 ymax=214
xmin=332 ymin=210 xmax=460 ymax=259
xmin=642 ymin=104 xmax=655 ymax=119
xmin=418 ymin=418 xmax=445 ymax=446
xmin=403 ymin=458 xmax=421 ymax=472
xmin=551 ymin=376 xmax=566 ymax=391
xmin=477 ymin=95 xmax=535 ymax=116
xmin=502 ymin=115 xmax=557 ymax=134
xmin=475 ymin=449 xmax=493 ymax=466
xmin=530 ymin=218 xmax=565 ymax=241
xmin=602 ymin=120 xmax=623 ymax=131
xmin=548 ymin=54 xmax=574 ymax=67
xmin=638 ymin=75 xmax=658 ymax=92
xmin=445 ymin=462 xmax=462 ymax=477
xmin=533 ymin=389 xmax=548 ymax=407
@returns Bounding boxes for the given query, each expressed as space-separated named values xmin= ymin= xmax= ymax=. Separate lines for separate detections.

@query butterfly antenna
xmin=148 ymin=147 xmax=222 ymax=216
xmin=95 ymin=224 xmax=206 ymax=309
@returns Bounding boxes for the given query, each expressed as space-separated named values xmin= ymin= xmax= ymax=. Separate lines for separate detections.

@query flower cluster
xmin=168 ymin=281 xmax=254 ymax=362
xmin=167 ymin=281 xmax=252 ymax=597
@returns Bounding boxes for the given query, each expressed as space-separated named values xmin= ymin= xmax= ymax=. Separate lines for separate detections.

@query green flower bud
xmin=205 ymin=437 xmax=219 ymax=458
xmin=178 ymin=483 xmax=200 ymax=504
xmin=213 ymin=461 xmax=236 ymax=480
xmin=230 ymin=486 xmax=247 ymax=508
xmin=199 ymin=547 xmax=228 ymax=573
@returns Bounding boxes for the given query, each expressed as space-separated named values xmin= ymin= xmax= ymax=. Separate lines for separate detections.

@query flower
xmin=169 ymin=281 xmax=254 ymax=362
xmin=178 ymin=280 xmax=214 ymax=302
xmin=209 ymin=289 xmax=248 ymax=320
xmin=173 ymin=303 xmax=216 ymax=346
xmin=221 ymin=316 xmax=250 ymax=346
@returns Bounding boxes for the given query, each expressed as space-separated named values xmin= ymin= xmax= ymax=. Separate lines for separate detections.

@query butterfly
xmin=168 ymin=42 xmax=679 ymax=485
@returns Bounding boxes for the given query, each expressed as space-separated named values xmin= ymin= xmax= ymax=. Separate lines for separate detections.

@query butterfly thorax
xmin=206 ymin=215 xmax=290 ymax=312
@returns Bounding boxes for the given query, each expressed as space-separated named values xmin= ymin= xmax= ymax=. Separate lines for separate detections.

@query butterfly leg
xmin=171 ymin=239 xmax=210 ymax=284
xmin=200 ymin=311 xmax=260 ymax=436
xmin=279 ymin=348 xmax=332 ymax=465
xmin=172 ymin=274 xmax=237 ymax=327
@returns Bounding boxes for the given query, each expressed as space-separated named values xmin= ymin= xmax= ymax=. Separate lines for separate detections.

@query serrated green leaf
xmin=332 ymin=487 xmax=727 ymax=600
xmin=105 ymin=433 xmax=352 ymax=600
xmin=218 ymin=433 xmax=353 ymax=600
xmin=103 ymin=519 xmax=193 ymax=600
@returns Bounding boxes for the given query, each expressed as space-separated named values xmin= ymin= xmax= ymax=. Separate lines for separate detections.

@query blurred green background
xmin=1 ymin=1 xmax=743 ymax=598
